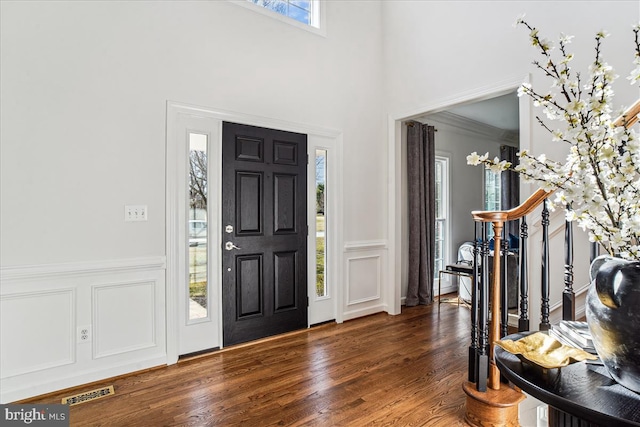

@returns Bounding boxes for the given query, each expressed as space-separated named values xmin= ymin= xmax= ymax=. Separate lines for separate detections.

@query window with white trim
xmin=315 ymin=149 xmax=327 ymax=298
xmin=434 ymin=156 xmax=449 ymax=278
xmin=484 ymin=169 xmax=501 ymax=211
xmin=484 ymin=168 xmax=501 ymax=238
xmin=247 ymin=0 xmax=319 ymax=28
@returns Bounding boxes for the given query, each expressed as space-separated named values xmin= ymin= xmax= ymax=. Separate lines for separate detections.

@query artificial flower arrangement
xmin=467 ymin=17 xmax=640 ymax=261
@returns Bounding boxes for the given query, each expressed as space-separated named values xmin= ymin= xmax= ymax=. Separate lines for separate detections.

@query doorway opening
xmin=390 ymin=83 xmax=527 ymax=315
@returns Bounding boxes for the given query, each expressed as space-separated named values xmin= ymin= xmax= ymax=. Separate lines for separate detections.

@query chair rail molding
xmin=344 ymin=239 xmax=387 ymax=252
xmin=0 ymin=256 xmax=166 ymax=282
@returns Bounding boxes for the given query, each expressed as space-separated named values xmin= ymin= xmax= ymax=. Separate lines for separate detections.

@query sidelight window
xmin=189 ymin=132 xmax=209 ymax=320
xmin=315 ymin=149 xmax=327 ymax=298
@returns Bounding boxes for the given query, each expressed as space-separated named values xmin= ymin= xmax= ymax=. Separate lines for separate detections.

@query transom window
xmin=247 ymin=0 xmax=318 ymax=27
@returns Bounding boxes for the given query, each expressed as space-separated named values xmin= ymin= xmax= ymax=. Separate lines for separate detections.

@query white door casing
xmin=167 ymin=109 xmax=222 ymax=357
xmin=386 ymin=76 xmax=531 ymax=318
xmin=166 ymin=102 xmax=343 ymax=362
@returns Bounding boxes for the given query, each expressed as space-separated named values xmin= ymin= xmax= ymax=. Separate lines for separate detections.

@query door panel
xmin=274 ymin=141 xmax=298 ymax=165
xmin=236 ymin=136 xmax=263 ymax=162
xmin=237 ymin=172 xmax=262 ymax=234
xmin=222 ymin=121 xmax=307 ymax=346
xmin=274 ymin=251 xmax=297 ymax=310
xmin=237 ymin=254 xmax=263 ymax=317
xmin=274 ymin=174 xmax=297 ymax=233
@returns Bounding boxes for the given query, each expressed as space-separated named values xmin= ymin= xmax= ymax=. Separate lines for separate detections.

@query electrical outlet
xmin=125 ymin=205 xmax=148 ymax=222
xmin=77 ymin=326 xmax=92 ymax=343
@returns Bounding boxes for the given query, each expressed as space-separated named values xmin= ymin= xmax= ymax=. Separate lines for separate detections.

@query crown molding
xmin=424 ymin=111 xmax=519 ymax=145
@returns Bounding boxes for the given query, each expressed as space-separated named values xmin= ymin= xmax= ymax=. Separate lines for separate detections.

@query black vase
xmin=586 ymin=256 xmax=640 ymax=393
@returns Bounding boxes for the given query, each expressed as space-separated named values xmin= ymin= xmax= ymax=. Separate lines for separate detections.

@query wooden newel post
xmin=489 ymin=221 xmax=503 ymax=390
xmin=464 ymin=212 xmax=524 ymax=427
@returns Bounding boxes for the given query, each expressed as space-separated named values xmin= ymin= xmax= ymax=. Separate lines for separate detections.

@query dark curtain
xmin=406 ymin=122 xmax=436 ymax=306
xmin=501 ymin=145 xmax=520 ymax=238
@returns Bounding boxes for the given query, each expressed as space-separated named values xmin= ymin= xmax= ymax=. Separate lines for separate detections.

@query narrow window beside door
xmin=315 ymin=149 xmax=327 ymax=298
xmin=189 ymin=132 xmax=209 ymax=320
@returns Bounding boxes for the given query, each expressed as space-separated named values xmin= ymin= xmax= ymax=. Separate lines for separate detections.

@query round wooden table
xmin=495 ymin=333 xmax=640 ymax=427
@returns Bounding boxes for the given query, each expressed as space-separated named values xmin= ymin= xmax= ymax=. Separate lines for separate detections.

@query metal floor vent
xmin=61 ymin=385 xmax=115 ymax=406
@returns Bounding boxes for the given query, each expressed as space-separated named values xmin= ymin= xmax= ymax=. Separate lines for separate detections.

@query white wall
xmin=1 ymin=0 xmax=386 ymax=266
xmin=0 ymin=0 xmax=387 ymax=402
xmin=383 ymin=1 xmax=639 ymax=117
xmin=385 ymin=1 xmax=640 ymax=322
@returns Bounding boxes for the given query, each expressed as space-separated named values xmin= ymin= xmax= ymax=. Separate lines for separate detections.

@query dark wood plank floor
xmin=25 ymin=302 xmax=471 ymax=426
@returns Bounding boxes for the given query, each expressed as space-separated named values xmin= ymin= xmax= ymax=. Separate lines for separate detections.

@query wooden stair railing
xmin=463 ymin=99 xmax=640 ymax=427
xmin=471 ymin=187 xmax=552 ymax=392
xmin=463 ymin=189 xmax=551 ymax=426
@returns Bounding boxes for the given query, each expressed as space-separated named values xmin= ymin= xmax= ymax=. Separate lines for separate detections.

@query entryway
xmin=166 ymin=102 xmax=342 ymax=361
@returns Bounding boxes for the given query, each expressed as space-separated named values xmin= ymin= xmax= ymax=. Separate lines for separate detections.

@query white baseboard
xmin=342 ymin=304 xmax=386 ymax=321
xmin=1 ymin=356 xmax=167 ymax=403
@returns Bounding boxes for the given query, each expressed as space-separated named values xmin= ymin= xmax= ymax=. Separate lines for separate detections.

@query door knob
xmin=225 ymin=241 xmax=241 ymax=251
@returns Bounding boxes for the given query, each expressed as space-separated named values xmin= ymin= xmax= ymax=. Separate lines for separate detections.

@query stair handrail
xmin=472 ymin=187 xmax=551 ymax=224
xmin=615 ymin=99 xmax=640 ymax=128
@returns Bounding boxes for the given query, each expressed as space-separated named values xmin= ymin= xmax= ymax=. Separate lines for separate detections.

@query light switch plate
xmin=125 ymin=205 xmax=147 ymax=222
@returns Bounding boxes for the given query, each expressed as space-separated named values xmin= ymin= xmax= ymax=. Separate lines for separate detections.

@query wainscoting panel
xmin=0 ymin=290 xmax=75 ymax=378
xmin=346 ymin=255 xmax=381 ymax=305
xmin=0 ymin=257 xmax=166 ymax=403
xmin=343 ymin=240 xmax=387 ymax=321
xmin=93 ymin=281 xmax=157 ymax=359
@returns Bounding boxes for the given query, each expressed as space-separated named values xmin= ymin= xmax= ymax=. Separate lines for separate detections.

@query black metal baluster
xmin=476 ymin=223 xmax=489 ymax=392
xmin=563 ymin=213 xmax=575 ymax=321
xmin=519 ymin=216 xmax=529 ymax=332
xmin=501 ymin=225 xmax=509 ymax=338
xmin=469 ymin=223 xmax=479 ymax=383
xmin=590 ymin=242 xmax=599 ymax=263
xmin=540 ymin=199 xmax=550 ymax=331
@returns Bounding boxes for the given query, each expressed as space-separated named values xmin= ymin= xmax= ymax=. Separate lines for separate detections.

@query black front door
xmin=222 ymin=122 xmax=308 ymax=346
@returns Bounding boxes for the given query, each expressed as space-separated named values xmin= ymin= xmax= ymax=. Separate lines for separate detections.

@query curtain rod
xmin=405 ymin=121 xmax=438 ymax=131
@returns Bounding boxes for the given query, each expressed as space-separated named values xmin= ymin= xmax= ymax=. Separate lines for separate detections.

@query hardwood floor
xmin=25 ymin=303 xmax=472 ymax=426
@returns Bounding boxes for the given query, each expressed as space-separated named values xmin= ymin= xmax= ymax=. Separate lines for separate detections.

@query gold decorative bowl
xmin=495 ymin=332 xmax=598 ymax=369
